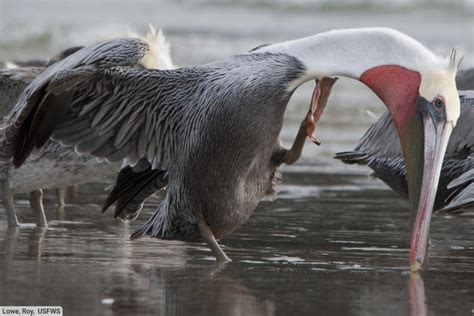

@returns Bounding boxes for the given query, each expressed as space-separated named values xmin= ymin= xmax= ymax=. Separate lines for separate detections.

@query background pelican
xmin=0 ymin=28 xmax=461 ymax=270
xmin=456 ymin=68 xmax=474 ymax=90
xmin=0 ymin=47 xmax=83 ymax=119
xmin=0 ymin=26 xmax=174 ymax=227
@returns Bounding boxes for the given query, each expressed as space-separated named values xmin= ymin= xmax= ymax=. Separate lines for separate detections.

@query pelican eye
xmin=433 ymin=97 xmax=444 ymax=109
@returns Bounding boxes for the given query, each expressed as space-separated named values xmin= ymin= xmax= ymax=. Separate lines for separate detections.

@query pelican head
xmin=358 ymin=44 xmax=461 ymax=271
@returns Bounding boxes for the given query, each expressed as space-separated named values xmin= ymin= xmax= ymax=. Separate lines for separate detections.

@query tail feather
xmin=439 ymin=183 xmax=474 ymax=213
xmin=130 ymin=208 xmax=160 ymax=240
xmin=130 ymin=189 xmax=200 ymax=242
xmin=334 ymin=150 xmax=370 ymax=165
xmin=102 ymin=164 xmax=167 ymax=221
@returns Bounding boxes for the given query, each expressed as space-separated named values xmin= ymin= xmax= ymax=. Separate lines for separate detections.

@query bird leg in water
xmin=30 ymin=189 xmax=48 ymax=227
xmin=197 ymin=218 xmax=232 ymax=263
xmin=0 ymin=178 xmax=20 ymax=227
xmin=284 ymin=77 xmax=337 ymax=165
xmin=56 ymin=188 xmax=66 ymax=206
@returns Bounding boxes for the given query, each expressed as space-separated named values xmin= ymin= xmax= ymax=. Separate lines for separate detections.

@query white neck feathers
xmin=257 ymin=28 xmax=449 ymax=90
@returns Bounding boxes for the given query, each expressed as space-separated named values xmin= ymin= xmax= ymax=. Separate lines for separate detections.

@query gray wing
xmin=441 ymin=169 xmax=474 ymax=212
xmin=0 ymin=67 xmax=43 ymax=119
xmin=448 ymin=91 xmax=474 ymax=153
xmin=442 ymin=91 xmax=474 ymax=211
xmin=335 ymin=92 xmax=474 ymax=211
xmin=456 ymin=68 xmax=474 ymax=90
xmin=102 ymin=160 xmax=168 ymax=221
xmin=0 ymin=38 xmax=184 ymax=175
xmin=334 ymin=109 xmax=407 ymax=197
xmin=0 ymin=46 xmax=87 ymax=121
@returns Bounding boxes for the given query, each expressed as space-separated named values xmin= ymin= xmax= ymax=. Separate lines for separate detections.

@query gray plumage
xmin=0 ymin=46 xmax=84 ymax=119
xmin=0 ymin=46 xmax=119 ymax=195
xmin=456 ymin=68 xmax=474 ymax=90
xmin=0 ymin=67 xmax=43 ymax=119
xmin=0 ymin=45 xmax=173 ymax=230
xmin=335 ymin=90 xmax=474 ymax=212
xmin=6 ymin=142 xmax=119 ymax=194
xmin=101 ymin=160 xmax=167 ymax=221
xmin=1 ymin=38 xmax=305 ymax=242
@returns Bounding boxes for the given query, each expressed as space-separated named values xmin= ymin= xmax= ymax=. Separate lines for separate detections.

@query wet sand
xmin=1 ymin=163 xmax=473 ymax=316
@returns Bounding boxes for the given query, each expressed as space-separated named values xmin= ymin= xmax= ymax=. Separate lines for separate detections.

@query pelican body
xmin=0 ymin=28 xmax=461 ymax=269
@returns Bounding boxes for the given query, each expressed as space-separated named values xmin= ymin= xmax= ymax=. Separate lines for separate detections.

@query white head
xmin=128 ymin=25 xmax=175 ymax=70
xmin=95 ymin=25 xmax=175 ymax=70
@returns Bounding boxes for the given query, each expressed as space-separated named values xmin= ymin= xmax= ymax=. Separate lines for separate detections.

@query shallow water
xmin=1 ymin=164 xmax=473 ymax=315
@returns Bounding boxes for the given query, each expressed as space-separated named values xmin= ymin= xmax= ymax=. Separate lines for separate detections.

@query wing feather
xmin=0 ymin=37 xmax=186 ymax=176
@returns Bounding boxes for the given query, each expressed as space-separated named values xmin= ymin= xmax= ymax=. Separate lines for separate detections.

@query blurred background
xmin=1 ymin=0 xmax=472 ymax=166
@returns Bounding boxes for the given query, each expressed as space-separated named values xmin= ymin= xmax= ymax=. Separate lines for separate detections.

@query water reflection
xmin=55 ymin=204 xmax=66 ymax=221
xmin=2 ymin=227 xmax=19 ymax=261
xmin=144 ymin=266 xmax=275 ymax=316
xmin=1 ymin=229 xmax=275 ymax=315
xmin=0 ymin=168 xmax=473 ymax=315
xmin=409 ymin=273 xmax=427 ymax=316
xmin=2 ymin=227 xmax=46 ymax=260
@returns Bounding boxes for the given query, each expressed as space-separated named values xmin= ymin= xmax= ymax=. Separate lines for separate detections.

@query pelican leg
xmin=284 ymin=77 xmax=337 ymax=165
xmin=30 ymin=189 xmax=48 ymax=228
xmin=197 ymin=218 xmax=231 ymax=263
xmin=56 ymin=187 xmax=66 ymax=206
xmin=0 ymin=179 xmax=20 ymax=227
xmin=283 ymin=119 xmax=308 ymax=165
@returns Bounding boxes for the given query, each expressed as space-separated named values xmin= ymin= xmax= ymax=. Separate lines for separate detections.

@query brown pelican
xmin=0 ymin=27 xmax=174 ymax=227
xmin=0 ymin=28 xmax=461 ymax=270
xmin=335 ymin=90 xmax=472 ymax=213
